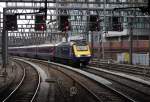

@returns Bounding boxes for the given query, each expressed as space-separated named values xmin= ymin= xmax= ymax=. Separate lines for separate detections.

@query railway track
xmin=28 ymin=58 xmax=134 ymax=102
xmin=85 ymin=66 xmax=150 ymax=102
xmin=0 ymin=61 xmax=23 ymax=101
xmin=90 ymin=60 xmax=150 ymax=77
xmin=10 ymin=57 xmax=149 ymax=102
xmin=1 ymin=60 xmax=40 ymax=102
xmin=29 ymin=59 xmax=101 ymax=102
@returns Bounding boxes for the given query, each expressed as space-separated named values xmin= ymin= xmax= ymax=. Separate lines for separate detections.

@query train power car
xmin=54 ymin=41 xmax=91 ymax=67
xmin=9 ymin=41 xmax=91 ymax=67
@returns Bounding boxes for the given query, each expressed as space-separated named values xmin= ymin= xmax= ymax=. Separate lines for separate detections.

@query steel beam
xmin=0 ymin=0 xmax=147 ymax=5
xmin=5 ymin=6 xmax=118 ymax=11
xmin=5 ymin=7 xmax=144 ymax=13
xmin=2 ymin=8 xmax=8 ymax=71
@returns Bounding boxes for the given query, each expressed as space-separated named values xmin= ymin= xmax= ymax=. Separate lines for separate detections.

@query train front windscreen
xmin=76 ymin=45 xmax=88 ymax=51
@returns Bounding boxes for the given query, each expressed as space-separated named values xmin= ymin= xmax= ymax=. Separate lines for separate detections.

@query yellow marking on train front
xmin=73 ymin=45 xmax=91 ymax=57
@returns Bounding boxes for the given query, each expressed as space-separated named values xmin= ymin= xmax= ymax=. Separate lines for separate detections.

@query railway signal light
xmin=35 ymin=14 xmax=46 ymax=31
xmin=58 ymin=15 xmax=71 ymax=32
xmin=5 ymin=14 xmax=18 ymax=31
xmin=89 ymin=15 xmax=100 ymax=31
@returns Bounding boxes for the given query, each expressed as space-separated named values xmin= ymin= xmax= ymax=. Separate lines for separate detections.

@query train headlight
xmin=87 ymin=55 xmax=91 ymax=57
xmin=76 ymin=55 xmax=80 ymax=57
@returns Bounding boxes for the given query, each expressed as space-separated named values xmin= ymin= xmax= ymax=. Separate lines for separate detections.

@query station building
xmin=86 ymin=0 xmax=150 ymax=65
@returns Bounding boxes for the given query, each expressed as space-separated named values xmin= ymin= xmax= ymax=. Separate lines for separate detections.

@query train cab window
xmin=76 ymin=45 xmax=88 ymax=51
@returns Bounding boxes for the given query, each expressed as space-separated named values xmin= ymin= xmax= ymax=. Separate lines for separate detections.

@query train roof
xmin=57 ymin=42 xmax=73 ymax=46
xmin=57 ymin=41 xmax=83 ymax=46
xmin=9 ymin=41 xmax=88 ymax=49
xmin=9 ymin=43 xmax=55 ymax=49
xmin=57 ymin=41 xmax=88 ymax=47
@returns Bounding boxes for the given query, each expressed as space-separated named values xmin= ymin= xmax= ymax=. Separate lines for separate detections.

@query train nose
xmin=81 ymin=54 xmax=91 ymax=57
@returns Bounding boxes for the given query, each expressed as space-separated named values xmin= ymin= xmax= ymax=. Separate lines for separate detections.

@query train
xmin=9 ymin=41 xmax=91 ymax=67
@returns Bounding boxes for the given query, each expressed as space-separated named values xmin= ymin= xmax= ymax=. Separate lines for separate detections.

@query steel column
xmin=2 ymin=8 xmax=8 ymax=73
